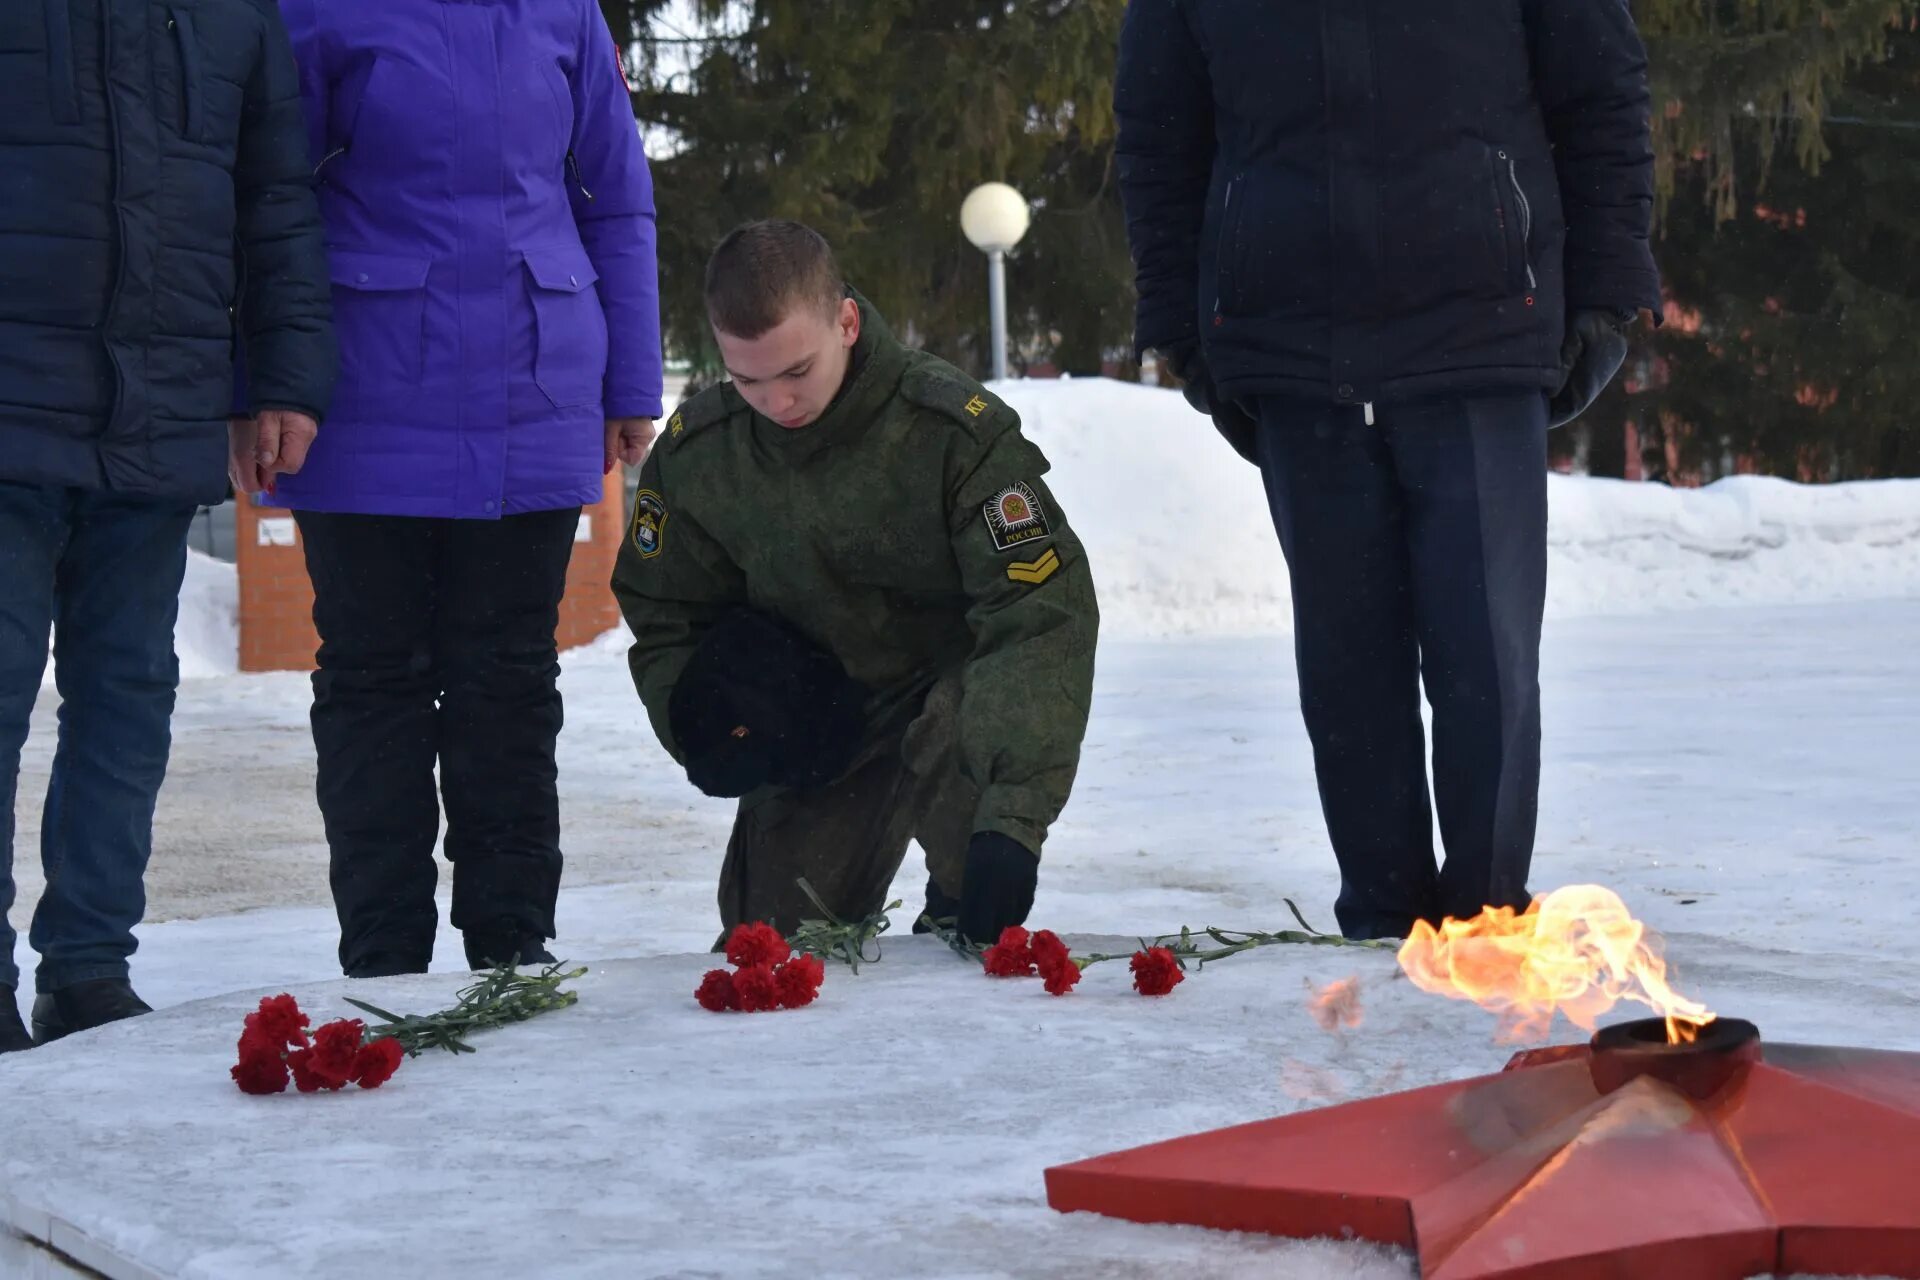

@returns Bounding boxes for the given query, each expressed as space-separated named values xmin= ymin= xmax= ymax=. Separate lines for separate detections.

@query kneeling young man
xmin=612 ymin=221 xmax=1099 ymax=945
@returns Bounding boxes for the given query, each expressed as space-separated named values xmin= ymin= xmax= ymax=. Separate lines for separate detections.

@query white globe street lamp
xmin=960 ymin=182 xmax=1031 ymax=382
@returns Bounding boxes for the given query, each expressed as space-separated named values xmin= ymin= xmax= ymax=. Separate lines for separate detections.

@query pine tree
xmin=602 ymin=0 xmax=1129 ymax=382
xmin=1565 ymin=2 xmax=1920 ymax=480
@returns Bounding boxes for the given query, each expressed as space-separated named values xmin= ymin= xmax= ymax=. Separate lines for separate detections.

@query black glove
xmin=667 ymin=608 xmax=871 ymax=798
xmin=958 ymin=831 xmax=1040 ymax=945
xmin=1164 ymin=343 xmax=1261 ymax=465
xmin=1548 ymin=308 xmax=1636 ymax=429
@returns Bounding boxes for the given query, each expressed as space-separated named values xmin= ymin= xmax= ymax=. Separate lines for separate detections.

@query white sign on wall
xmin=256 ymin=517 xmax=297 ymax=547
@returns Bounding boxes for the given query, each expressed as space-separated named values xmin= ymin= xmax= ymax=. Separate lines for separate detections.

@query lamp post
xmin=959 ymin=182 xmax=1031 ymax=383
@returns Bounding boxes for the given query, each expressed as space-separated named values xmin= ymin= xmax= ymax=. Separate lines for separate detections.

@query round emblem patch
xmin=983 ymin=481 xmax=1051 ymax=552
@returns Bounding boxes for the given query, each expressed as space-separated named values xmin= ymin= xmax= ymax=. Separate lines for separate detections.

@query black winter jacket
xmin=1115 ymin=0 xmax=1662 ymax=410
xmin=0 ymin=0 xmax=334 ymax=503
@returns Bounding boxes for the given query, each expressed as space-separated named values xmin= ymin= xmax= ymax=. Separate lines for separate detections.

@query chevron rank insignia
xmin=983 ymin=481 xmax=1051 ymax=552
xmin=1006 ymin=548 xmax=1061 ymax=585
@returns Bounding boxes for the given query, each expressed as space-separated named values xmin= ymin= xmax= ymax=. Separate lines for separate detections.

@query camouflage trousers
xmin=715 ymin=676 xmax=975 ymax=942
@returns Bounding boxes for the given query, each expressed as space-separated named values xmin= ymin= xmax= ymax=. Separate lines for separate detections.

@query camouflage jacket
xmin=611 ymin=297 xmax=1099 ymax=854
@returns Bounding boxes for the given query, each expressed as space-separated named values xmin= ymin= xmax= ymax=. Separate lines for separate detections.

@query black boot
xmin=1 ymin=985 xmax=32 ymax=1055
xmin=30 ymin=978 xmax=152 ymax=1045
xmin=462 ymin=924 xmax=555 ymax=972
xmin=343 ymin=951 xmax=433 ymax=980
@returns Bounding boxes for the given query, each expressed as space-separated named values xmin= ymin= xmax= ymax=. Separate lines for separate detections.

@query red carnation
xmin=236 ymin=1021 xmax=282 ymax=1061
xmin=782 ymin=952 xmax=825 ymax=990
xmin=230 ymin=1046 xmax=289 ymax=1096
xmin=695 ymin=969 xmax=740 ymax=1012
xmin=244 ymin=993 xmax=310 ymax=1049
xmin=774 ymin=953 xmax=824 ymax=1006
xmin=352 ymin=1037 xmax=406 ymax=1089
xmin=1030 ymin=930 xmax=1070 ymax=972
xmin=287 ymin=1047 xmax=328 ymax=1093
xmin=308 ymin=1019 xmax=365 ymax=1089
xmin=732 ymin=964 xmax=781 ymax=1013
xmin=982 ymin=926 xmax=1036 ymax=977
xmin=1130 ymin=947 xmax=1185 ymax=997
xmin=775 ymin=963 xmax=821 ymax=1009
xmin=1032 ymin=931 xmax=1081 ymax=996
xmin=1041 ymin=958 xmax=1083 ymax=996
xmin=724 ymin=922 xmax=791 ymax=970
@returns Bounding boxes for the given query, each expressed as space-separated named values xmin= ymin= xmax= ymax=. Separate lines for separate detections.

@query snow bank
xmin=38 ymin=550 xmax=238 ymax=688
xmin=1003 ymin=378 xmax=1920 ymax=636
xmin=155 ymin=381 xmax=1920 ymax=671
xmin=174 ymin=551 xmax=239 ymax=679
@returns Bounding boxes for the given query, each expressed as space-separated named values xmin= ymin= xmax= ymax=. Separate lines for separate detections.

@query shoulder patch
xmin=660 ymin=383 xmax=743 ymax=452
xmin=901 ymin=359 xmax=1009 ymax=435
xmin=630 ymin=489 xmax=668 ymax=558
xmin=983 ymin=481 xmax=1052 ymax=553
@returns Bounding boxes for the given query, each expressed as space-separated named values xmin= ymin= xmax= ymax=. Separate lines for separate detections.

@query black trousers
xmin=1253 ymin=394 xmax=1547 ymax=939
xmin=295 ymin=508 xmax=579 ymax=975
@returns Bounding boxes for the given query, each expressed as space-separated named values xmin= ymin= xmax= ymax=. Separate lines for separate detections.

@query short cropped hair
xmin=704 ymin=220 xmax=845 ymax=338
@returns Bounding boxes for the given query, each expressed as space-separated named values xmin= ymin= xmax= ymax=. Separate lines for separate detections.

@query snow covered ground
xmin=3 ymin=381 xmax=1919 ymax=1278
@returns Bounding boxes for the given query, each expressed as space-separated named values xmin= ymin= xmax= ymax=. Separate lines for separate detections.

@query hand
xmin=262 ymin=409 xmax=319 ymax=475
xmin=605 ymin=417 xmax=658 ymax=472
xmin=958 ymin=831 xmax=1040 ymax=945
xmin=666 ymin=608 xmax=871 ymax=798
xmin=1163 ymin=344 xmax=1261 ymax=465
xmin=227 ymin=417 xmax=266 ymax=494
xmin=1548 ymin=309 xmax=1635 ymax=429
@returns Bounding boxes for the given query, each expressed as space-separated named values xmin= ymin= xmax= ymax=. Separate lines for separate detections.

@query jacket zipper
xmin=168 ymin=10 xmax=202 ymax=140
xmin=1498 ymin=149 xmax=1537 ymax=291
xmin=566 ymin=151 xmax=594 ymax=202
xmin=1212 ymin=174 xmax=1238 ymax=321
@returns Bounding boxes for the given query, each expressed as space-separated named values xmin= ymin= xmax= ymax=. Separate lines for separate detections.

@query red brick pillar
xmin=235 ymin=474 xmax=630 ymax=673
xmin=234 ymin=493 xmax=321 ymax=673
xmin=557 ymin=473 xmax=627 ymax=650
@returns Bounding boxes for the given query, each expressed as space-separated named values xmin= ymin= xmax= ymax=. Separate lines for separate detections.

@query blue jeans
xmin=0 ymin=483 xmax=196 ymax=994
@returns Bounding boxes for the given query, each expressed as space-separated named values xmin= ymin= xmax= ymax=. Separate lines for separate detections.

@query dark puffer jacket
xmin=1115 ymin=0 xmax=1662 ymax=410
xmin=0 ymin=0 xmax=333 ymax=504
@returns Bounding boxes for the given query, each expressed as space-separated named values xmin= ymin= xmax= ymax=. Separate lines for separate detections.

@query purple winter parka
xmin=265 ymin=0 xmax=664 ymax=518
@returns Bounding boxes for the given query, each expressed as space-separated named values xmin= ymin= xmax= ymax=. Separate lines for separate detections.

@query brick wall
xmin=234 ymin=474 xmax=630 ymax=673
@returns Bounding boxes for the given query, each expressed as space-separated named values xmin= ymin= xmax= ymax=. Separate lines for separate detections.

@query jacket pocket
xmin=522 ymin=245 xmax=605 ymax=411
xmin=329 ymin=251 xmax=431 ymax=410
xmin=43 ymin=0 xmax=78 ymax=123
xmin=168 ymin=9 xmax=203 ymax=140
xmin=1213 ymin=172 xmax=1250 ymax=316
xmin=1211 ymin=167 xmax=1327 ymax=318
xmin=1490 ymin=146 xmax=1537 ymax=294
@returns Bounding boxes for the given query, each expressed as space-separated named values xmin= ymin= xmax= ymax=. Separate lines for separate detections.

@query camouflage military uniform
xmin=611 ymin=295 xmax=1099 ymax=935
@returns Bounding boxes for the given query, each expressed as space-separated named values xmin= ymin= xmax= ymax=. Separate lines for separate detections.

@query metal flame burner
xmin=1588 ymin=1016 xmax=1760 ymax=1100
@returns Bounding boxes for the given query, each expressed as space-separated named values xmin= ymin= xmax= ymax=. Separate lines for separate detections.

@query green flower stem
xmin=342 ymin=961 xmax=586 ymax=1057
xmin=789 ymin=878 xmax=900 ymax=973
xmin=924 ymin=899 xmax=1397 ymax=972
xmin=917 ymin=913 xmax=984 ymax=963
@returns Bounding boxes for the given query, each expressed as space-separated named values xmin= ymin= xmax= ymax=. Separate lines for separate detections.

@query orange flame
xmin=1396 ymin=886 xmax=1713 ymax=1045
xmin=1307 ymin=977 xmax=1364 ymax=1033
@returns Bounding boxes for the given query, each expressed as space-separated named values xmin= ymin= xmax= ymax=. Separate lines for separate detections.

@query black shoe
xmin=462 ymin=927 xmax=555 ymax=971
xmin=343 ymin=952 xmax=433 ymax=980
xmin=911 ymin=875 xmax=962 ymax=935
xmin=30 ymin=978 xmax=152 ymax=1046
xmin=0 ymin=985 xmax=32 ymax=1055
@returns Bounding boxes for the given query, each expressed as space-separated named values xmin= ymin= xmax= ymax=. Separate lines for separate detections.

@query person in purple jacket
xmin=256 ymin=0 xmax=665 ymax=977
